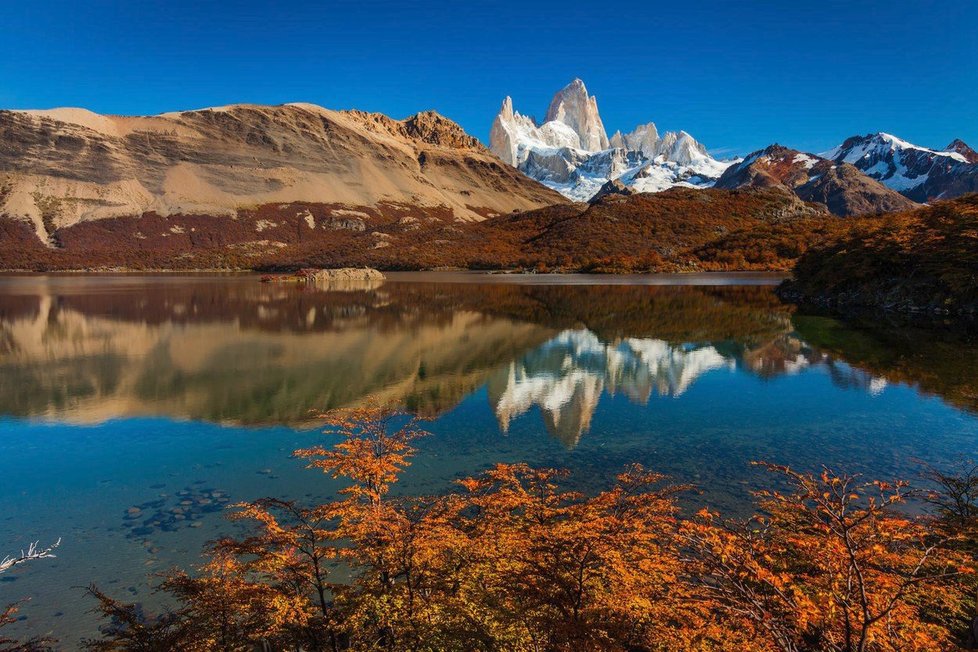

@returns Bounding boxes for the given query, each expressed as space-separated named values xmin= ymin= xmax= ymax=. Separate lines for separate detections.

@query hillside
xmin=265 ymin=186 xmax=844 ymax=273
xmin=0 ymin=103 xmax=565 ymax=248
xmin=715 ymin=144 xmax=918 ymax=216
xmin=780 ymin=194 xmax=978 ymax=314
xmin=476 ymin=187 xmax=840 ymax=272
xmin=0 ymin=185 xmax=848 ymax=272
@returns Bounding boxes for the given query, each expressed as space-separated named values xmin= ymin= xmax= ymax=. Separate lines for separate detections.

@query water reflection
xmin=488 ymin=332 xmax=735 ymax=447
xmin=0 ymin=274 xmax=974 ymax=442
xmin=486 ymin=328 xmax=896 ymax=447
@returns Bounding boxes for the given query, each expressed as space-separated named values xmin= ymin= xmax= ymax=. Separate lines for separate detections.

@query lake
xmin=1 ymin=272 xmax=977 ymax=646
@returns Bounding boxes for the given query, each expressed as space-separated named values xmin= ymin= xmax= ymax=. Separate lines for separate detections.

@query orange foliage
xmin=79 ymin=410 xmax=976 ymax=651
xmin=783 ymin=193 xmax=978 ymax=313
xmin=682 ymin=463 xmax=971 ymax=651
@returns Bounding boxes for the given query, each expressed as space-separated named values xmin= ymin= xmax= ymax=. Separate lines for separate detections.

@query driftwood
xmin=0 ymin=539 xmax=61 ymax=574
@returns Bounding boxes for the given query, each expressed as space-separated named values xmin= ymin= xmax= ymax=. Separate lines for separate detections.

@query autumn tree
xmin=682 ymin=463 xmax=970 ymax=652
xmin=294 ymin=406 xmax=471 ymax=650
xmin=79 ymin=408 xmax=978 ymax=651
xmin=451 ymin=463 xmax=709 ymax=651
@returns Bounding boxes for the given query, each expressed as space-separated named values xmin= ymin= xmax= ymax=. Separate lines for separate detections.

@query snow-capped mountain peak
xmin=489 ymin=79 xmax=735 ymax=201
xmin=946 ymin=139 xmax=978 ymax=164
xmin=544 ymin=78 xmax=609 ymax=152
xmin=820 ymin=132 xmax=978 ymax=201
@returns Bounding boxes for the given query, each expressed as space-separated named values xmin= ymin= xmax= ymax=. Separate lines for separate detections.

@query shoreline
xmin=0 ymin=269 xmax=790 ymax=286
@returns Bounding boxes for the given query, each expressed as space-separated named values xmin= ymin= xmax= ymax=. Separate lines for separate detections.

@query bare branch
xmin=0 ymin=539 xmax=61 ymax=574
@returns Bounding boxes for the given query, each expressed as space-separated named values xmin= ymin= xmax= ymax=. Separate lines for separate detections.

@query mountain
xmin=820 ymin=132 xmax=978 ymax=202
xmin=489 ymin=79 xmax=733 ymax=201
xmin=946 ymin=139 xmax=978 ymax=164
xmin=0 ymin=103 xmax=565 ymax=247
xmin=715 ymin=144 xmax=918 ymax=216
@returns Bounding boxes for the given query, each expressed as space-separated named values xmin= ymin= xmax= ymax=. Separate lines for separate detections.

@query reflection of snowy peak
xmin=487 ymin=330 xmax=733 ymax=447
xmin=820 ymin=132 xmax=978 ymax=202
xmin=487 ymin=328 xmax=890 ymax=447
xmin=490 ymin=79 xmax=735 ymax=201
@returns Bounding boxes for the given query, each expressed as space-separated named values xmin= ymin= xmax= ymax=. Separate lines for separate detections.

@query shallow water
xmin=1 ymin=272 xmax=977 ymax=646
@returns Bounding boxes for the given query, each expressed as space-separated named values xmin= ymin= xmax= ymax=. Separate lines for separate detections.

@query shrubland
xmin=2 ymin=408 xmax=971 ymax=651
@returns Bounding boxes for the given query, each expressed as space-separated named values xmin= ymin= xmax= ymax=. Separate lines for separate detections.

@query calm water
xmin=2 ymin=272 xmax=977 ymax=646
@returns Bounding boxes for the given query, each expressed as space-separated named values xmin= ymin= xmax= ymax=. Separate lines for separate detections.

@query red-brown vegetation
xmin=54 ymin=408 xmax=978 ymax=651
xmin=0 ymin=188 xmax=847 ymax=273
xmin=782 ymin=193 xmax=978 ymax=314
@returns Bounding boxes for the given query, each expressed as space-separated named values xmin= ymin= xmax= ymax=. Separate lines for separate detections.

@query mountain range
xmin=489 ymin=79 xmax=978 ymax=212
xmin=0 ymin=103 xmax=563 ymax=246
xmin=819 ymin=132 xmax=978 ymax=202
xmin=713 ymin=145 xmax=918 ymax=217
xmin=0 ymin=80 xmax=976 ymax=271
xmin=489 ymin=79 xmax=729 ymax=201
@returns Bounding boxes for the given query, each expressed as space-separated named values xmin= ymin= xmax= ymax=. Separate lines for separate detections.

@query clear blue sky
xmin=2 ymin=0 xmax=975 ymax=156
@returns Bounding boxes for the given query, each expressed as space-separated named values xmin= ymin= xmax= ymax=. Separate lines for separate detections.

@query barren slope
xmin=0 ymin=103 xmax=565 ymax=245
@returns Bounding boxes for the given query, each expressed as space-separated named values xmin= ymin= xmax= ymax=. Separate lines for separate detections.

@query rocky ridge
xmin=820 ymin=133 xmax=978 ymax=202
xmin=715 ymin=144 xmax=918 ymax=216
xmin=0 ymin=102 xmax=565 ymax=245
xmin=489 ymin=79 xmax=733 ymax=201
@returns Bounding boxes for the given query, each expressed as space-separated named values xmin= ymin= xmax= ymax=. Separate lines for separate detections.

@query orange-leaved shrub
xmin=74 ymin=408 xmax=977 ymax=652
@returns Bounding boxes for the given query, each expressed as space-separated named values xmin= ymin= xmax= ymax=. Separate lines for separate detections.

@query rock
xmin=544 ymin=79 xmax=610 ymax=152
xmin=300 ymin=267 xmax=385 ymax=282
xmin=590 ymin=179 xmax=635 ymax=203
xmin=262 ymin=268 xmax=386 ymax=285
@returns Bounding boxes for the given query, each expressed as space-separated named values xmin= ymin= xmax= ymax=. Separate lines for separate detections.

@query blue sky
xmin=1 ymin=0 xmax=975 ymax=156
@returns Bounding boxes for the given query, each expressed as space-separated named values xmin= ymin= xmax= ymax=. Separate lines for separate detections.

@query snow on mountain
xmin=820 ymin=132 xmax=978 ymax=202
xmin=714 ymin=144 xmax=917 ymax=216
xmin=946 ymin=139 xmax=978 ymax=164
xmin=490 ymin=79 xmax=735 ymax=201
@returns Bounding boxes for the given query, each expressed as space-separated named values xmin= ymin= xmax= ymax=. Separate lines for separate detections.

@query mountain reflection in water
xmin=0 ymin=273 xmax=974 ymax=447
xmin=4 ymin=273 xmax=978 ymax=647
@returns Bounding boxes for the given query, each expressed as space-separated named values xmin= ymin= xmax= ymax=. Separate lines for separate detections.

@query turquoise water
xmin=1 ymin=273 xmax=977 ymax=646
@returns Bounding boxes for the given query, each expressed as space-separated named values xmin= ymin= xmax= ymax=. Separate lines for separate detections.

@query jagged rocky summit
xmin=489 ymin=79 xmax=734 ymax=201
xmin=715 ymin=144 xmax=918 ymax=216
xmin=819 ymin=132 xmax=978 ymax=202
